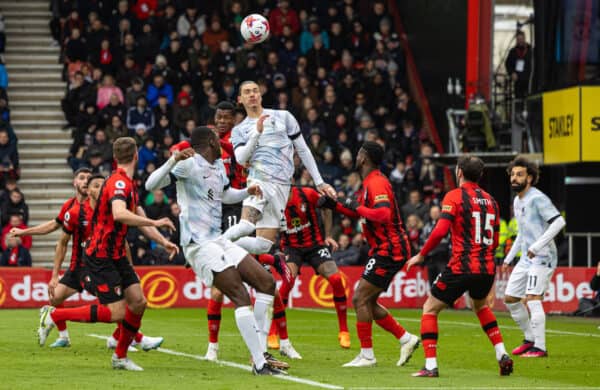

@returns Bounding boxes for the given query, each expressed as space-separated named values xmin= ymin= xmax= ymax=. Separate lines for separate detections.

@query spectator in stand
xmin=96 ymin=75 xmax=123 ymax=109
xmin=116 ymin=55 xmax=140 ymax=92
xmin=147 ymin=73 xmax=174 ymax=107
xmin=0 ymin=236 xmax=32 ymax=267
xmin=405 ymin=213 xmax=424 ymax=255
xmin=132 ymin=0 xmax=157 ymax=22
xmin=203 ymin=16 xmax=229 ymax=54
xmin=152 ymin=94 xmax=173 ymax=123
xmin=173 ymin=91 xmax=198 ymax=132
xmin=414 ymin=143 xmax=443 ymax=200
xmin=1 ymin=191 xmax=28 ymax=226
xmin=177 ymin=5 xmax=206 ymax=37
xmin=2 ymin=213 xmax=31 ymax=250
xmin=64 ymin=27 xmax=87 ymax=64
xmin=98 ymin=92 xmax=126 ymax=127
xmin=127 ymin=95 xmax=154 ymax=133
xmin=395 ymin=87 xmax=420 ymax=127
xmin=399 ymin=119 xmax=421 ymax=160
xmin=333 ymin=234 xmax=360 ymax=266
xmin=0 ymin=128 xmax=18 ymax=186
xmin=62 ymin=71 xmax=93 ymax=127
xmin=144 ymin=188 xmax=169 ymax=220
xmin=0 ymin=57 xmax=7 ymax=90
xmin=402 ymin=189 xmax=429 ymax=223
xmin=505 ymin=31 xmax=532 ymax=99
xmin=270 ymin=0 xmax=300 ymax=37
xmin=105 ymin=115 xmax=129 ymax=142
xmin=0 ymin=89 xmax=9 ymax=126
xmin=420 ymin=205 xmax=450 ymax=286
xmin=318 ymin=148 xmax=344 ymax=189
xmin=300 ymin=16 xmax=329 ymax=55
xmin=198 ymin=92 xmax=218 ymax=125
xmin=137 ymin=137 xmax=157 ymax=174
xmin=85 ymin=149 xmax=111 ymax=176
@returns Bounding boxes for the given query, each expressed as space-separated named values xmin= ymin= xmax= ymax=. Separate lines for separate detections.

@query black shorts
xmin=82 ymin=253 xmax=139 ymax=304
xmin=222 ymin=203 xmax=243 ymax=231
xmin=362 ymin=255 xmax=405 ymax=290
xmin=286 ymin=245 xmax=333 ymax=273
xmin=58 ymin=266 xmax=84 ymax=293
xmin=430 ymin=269 xmax=495 ymax=306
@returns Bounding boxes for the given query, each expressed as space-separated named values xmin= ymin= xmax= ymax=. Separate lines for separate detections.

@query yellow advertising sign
xmin=580 ymin=87 xmax=600 ymax=162
xmin=542 ymin=87 xmax=580 ymax=164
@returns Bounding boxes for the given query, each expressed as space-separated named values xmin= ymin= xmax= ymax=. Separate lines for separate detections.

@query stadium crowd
xmin=0 ymin=19 xmax=33 ymax=267
xmin=54 ymin=0 xmax=448 ymax=266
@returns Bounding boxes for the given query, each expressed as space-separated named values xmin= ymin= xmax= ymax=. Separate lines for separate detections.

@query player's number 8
xmin=365 ymin=258 xmax=376 ymax=271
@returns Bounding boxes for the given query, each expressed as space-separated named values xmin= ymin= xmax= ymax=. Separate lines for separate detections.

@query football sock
xmin=278 ymin=274 xmax=294 ymax=305
xmin=257 ymin=254 xmax=274 ymax=266
xmin=112 ymin=326 xmax=143 ymax=345
xmin=254 ymin=292 xmax=274 ymax=351
xmin=50 ymin=304 xmax=111 ymax=324
xmin=115 ymin=306 xmax=142 ymax=358
xmin=327 ymin=273 xmax=348 ymax=332
xmin=527 ymin=300 xmax=547 ymax=351
xmin=506 ymin=301 xmax=534 ymax=341
xmin=221 ymin=219 xmax=255 ymax=241
xmin=234 ymin=236 xmax=273 ymax=254
xmin=421 ymin=313 xmax=438 ymax=366
xmin=54 ymin=303 xmax=67 ymax=332
xmin=207 ymin=298 xmax=223 ymax=343
xmin=235 ymin=306 xmax=267 ymax=370
xmin=375 ymin=312 xmax=407 ymax=340
xmin=476 ymin=306 xmax=507 ymax=360
xmin=357 ymin=321 xmax=373 ymax=357
xmin=272 ymin=293 xmax=288 ymax=340
xmin=134 ymin=332 xmax=143 ymax=344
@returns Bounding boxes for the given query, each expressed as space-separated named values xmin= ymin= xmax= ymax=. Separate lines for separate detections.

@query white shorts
xmin=183 ymin=237 xmax=248 ymax=287
xmin=504 ymin=263 xmax=555 ymax=298
xmin=243 ymin=179 xmax=290 ymax=229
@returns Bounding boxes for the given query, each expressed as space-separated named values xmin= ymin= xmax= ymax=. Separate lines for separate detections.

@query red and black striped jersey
xmin=440 ymin=182 xmax=500 ymax=275
xmin=220 ymin=130 xmax=247 ymax=190
xmin=86 ymin=168 xmax=138 ymax=260
xmin=281 ymin=187 xmax=325 ymax=249
xmin=55 ymin=197 xmax=77 ymax=226
xmin=357 ymin=170 xmax=411 ymax=262
xmin=62 ymin=198 xmax=93 ymax=270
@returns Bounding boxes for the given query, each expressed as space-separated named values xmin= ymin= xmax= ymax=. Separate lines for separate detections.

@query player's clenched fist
xmin=256 ymin=114 xmax=270 ymax=133
xmin=247 ymin=184 xmax=262 ymax=198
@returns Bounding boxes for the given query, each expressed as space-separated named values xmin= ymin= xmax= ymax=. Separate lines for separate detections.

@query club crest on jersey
xmin=115 ymin=180 xmax=126 ymax=189
xmin=114 ymin=285 xmax=122 ymax=296
xmin=64 ymin=212 xmax=70 ymax=221
xmin=300 ymin=203 xmax=306 ymax=213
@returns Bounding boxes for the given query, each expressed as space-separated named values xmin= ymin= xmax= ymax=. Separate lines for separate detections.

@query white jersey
xmin=512 ymin=187 xmax=561 ymax=268
xmin=231 ymin=108 xmax=301 ymax=184
xmin=171 ymin=154 xmax=229 ymax=245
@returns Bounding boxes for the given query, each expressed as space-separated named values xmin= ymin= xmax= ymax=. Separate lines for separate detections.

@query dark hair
xmin=238 ymin=80 xmax=258 ymax=93
xmin=457 ymin=154 xmax=485 ymax=182
xmin=216 ymin=101 xmax=235 ymax=111
xmin=507 ymin=157 xmax=539 ymax=185
xmin=74 ymin=167 xmax=92 ymax=177
xmin=87 ymin=173 xmax=105 ymax=186
xmin=360 ymin=141 xmax=384 ymax=166
xmin=190 ymin=126 xmax=216 ymax=150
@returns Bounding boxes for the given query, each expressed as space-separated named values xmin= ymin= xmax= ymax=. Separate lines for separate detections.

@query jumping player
xmin=145 ymin=126 xmax=287 ymax=375
xmin=407 ymin=155 xmax=513 ymax=377
xmin=39 ymin=137 xmax=179 ymax=371
xmin=319 ymin=142 xmax=419 ymax=368
xmin=502 ymin=157 xmax=565 ymax=357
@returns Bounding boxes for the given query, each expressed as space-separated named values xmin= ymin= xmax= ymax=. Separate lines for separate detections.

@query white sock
xmin=527 ymin=300 xmax=546 ymax=351
xmin=425 ymin=357 xmax=437 ymax=370
xmin=494 ymin=342 xmax=508 ymax=360
xmin=58 ymin=330 xmax=69 ymax=339
xmin=235 ymin=306 xmax=267 ymax=369
xmin=280 ymin=338 xmax=290 ymax=347
xmin=399 ymin=331 xmax=412 ymax=345
xmin=253 ymin=292 xmax=274 ymax=351
xmin=221 ymin=220 xmax=255 ymax=241
xmin=208 ymin=342 xmax=218 ymax=349
xmin=360 ymin=348 xmax=374 ymax=360
xmin=235 ymin=236 xmax=273 ymax=254
xmin=506 ymin=301 xmax=534 ymax=341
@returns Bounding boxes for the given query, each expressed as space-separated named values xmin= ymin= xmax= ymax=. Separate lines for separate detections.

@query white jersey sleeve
xmin=534 ymin=192 xmax=561 ymax=223
xmin=285 ymin=110 xmax=302 ymax=139
xmin=171 ymin=158 xmax=193 ymax=179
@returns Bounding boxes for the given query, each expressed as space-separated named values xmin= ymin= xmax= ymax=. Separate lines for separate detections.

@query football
xmin=240 ymin=13 xmax=270 ymax=44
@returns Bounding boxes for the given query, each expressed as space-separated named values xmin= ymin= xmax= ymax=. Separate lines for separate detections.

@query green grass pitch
xmin=1 ymin=307 xmax=599 ymax=389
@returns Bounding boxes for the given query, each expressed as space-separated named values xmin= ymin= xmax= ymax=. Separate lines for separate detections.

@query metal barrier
xmin=567 ymin=232 xmax=600 ymax=267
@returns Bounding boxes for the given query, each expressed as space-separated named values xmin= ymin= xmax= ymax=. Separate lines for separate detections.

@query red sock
xmin=257 ymin=254 xmax=274 ymax=266
xmin=356 ymin=321 xmax=373 ymax=348
xmin=278 ymin=276 xmax=295 ymax=305
xmin=272 ymin=294 xmax=288 ymax=339
xmin=112 ymin=326 xmax=120 ymax=340
xmin=54 ymin=303 xmax=67 ymax=331
xmin=50 ymin=304 xmax=111 ymax=323
xmin=207 ymin=298 xmax=223 ymax=343
xmin=115 ymin=306 xmax=143 ymax=358
xmin=327 ymin=273 xmax=348 ymax=332
xmin=477 ymin=306 xmax=503 ymax=346
xmin=421 ymin=313 xmax=438 ymax=358
xmin=375 ymin=312 xmax=406 ymax=339
xmin=134 ymin=332 xmax=144 ymax=343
